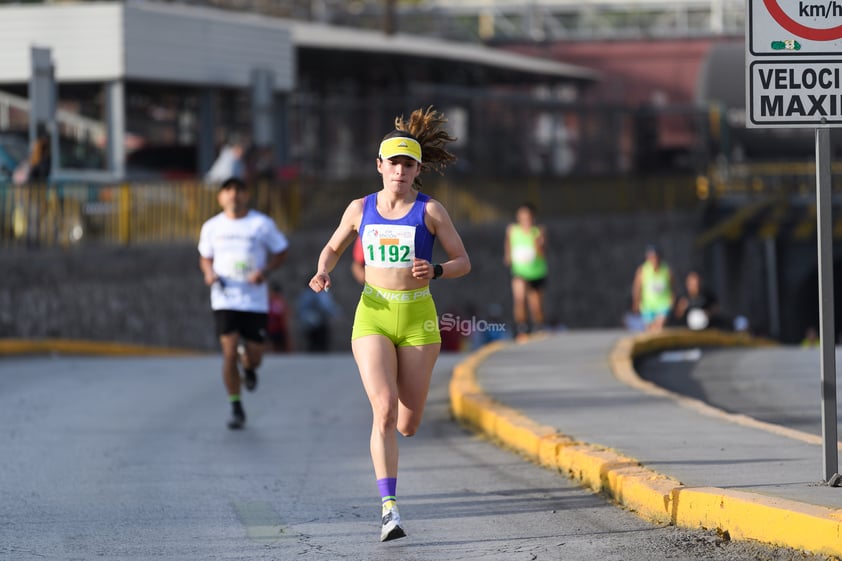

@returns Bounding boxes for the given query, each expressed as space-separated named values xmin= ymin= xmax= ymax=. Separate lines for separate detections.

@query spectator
xmin=25 ymin=123 xmax=51 ymax=183
xmin=631 ymin=244 xmax=675 ymax=332
xmin=251 ymin=145 xmax=276 ymax=183
xmin=471 ymin=303 xmax=510 ymax=349
xmin=623 ymin=295 xmax=647 ymax=332
xmin=350 ymin=235 xmax=366 ymax=285
xmin=673 ymin=270 xmax=719 ymax=330
xmin=802 ymin=326 xmax=820 ymax=348
xmin=439 ymin=307 xmax=465 ymax=352
xmin=296 ymin=285 xmax=340 ymax=352
xmin=267 ymin=282 xmax=291 ymax=352
xmin=205 ymin=136 xmax=246 ymax=184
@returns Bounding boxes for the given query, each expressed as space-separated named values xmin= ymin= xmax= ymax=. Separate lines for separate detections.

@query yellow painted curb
xmin=0 ymin=338 xmax=196 ymax=356
xmin=672 ymin=487 xmax=842 ymax=555
xmin=449 ymin=330 xmax=842 ymax=558
xmin=448 ymin=336 xmax=684 ymax=526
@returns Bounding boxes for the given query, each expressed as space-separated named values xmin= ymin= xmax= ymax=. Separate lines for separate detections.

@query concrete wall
xmin=0 ymin=210 xmax=702 ymax=352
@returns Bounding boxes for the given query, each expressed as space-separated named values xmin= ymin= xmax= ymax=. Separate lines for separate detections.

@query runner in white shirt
xmin=198 ymin=177 xmax=289 ymax=430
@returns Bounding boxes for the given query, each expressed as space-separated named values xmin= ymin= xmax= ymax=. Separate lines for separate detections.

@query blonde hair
xmin=387 ymin=106 xmax=457 ymax=190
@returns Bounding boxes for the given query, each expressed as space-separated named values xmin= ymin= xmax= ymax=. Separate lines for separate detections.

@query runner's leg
xmin=395 ymin=343 xmax=440 ymax=437
xmin=352 ymin=334 xmax=400 ymax=479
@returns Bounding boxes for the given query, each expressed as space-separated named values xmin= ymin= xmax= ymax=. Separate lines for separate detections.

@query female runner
xmin=309 ymin=107 xmax=470 ymax=541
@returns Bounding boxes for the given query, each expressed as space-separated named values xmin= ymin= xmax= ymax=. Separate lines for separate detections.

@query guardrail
xmin=0 ymin=173 xmax=702 ymax=248
xmin=699 ymin=161 xmax=842 ymax=201
xmin=0 ymin=180 xmax=296 ymax=248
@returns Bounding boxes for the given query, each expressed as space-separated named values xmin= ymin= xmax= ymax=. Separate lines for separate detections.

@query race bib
xmin=215 ymin=253 xmax=255 ymax=281
xmin=650 ymin=279 xmax=666 ymax=294
xmin=512 ymin=245 xmax=537 ymax=265
xmin=361 ymin=224 xmax=416 ymax=268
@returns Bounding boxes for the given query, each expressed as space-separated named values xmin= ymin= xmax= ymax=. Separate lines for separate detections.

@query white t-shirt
xmin=198 ymin=210 xmax=289 ymax=312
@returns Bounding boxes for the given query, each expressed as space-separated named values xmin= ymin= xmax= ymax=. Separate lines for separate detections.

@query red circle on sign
xmin=764 ymin=0 xmax=842 ymax=40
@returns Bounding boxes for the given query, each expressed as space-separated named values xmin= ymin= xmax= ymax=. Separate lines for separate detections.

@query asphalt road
xmin=635 ymin=345 xmax=840 ymax=437
xmin=0 ymin=351 xmax=830 ymax=561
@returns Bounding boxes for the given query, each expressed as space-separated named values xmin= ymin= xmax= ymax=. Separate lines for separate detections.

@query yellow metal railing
xmin=8 ymin=164 xmax=842 ymax=248
xmin=702 ymin=161 xmax=842 ymax=200
xmin=0 ymin=181 xmax=298 ymax=248
xmin=0 ymin=174 xmax=701 ymax=248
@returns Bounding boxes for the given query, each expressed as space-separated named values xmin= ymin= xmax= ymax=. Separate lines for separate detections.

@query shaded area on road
xmin=635 ymin=345 xmax=839 ymax=437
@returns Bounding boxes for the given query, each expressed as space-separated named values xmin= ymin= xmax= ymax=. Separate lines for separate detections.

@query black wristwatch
xmin=432 ymin=263 xmax=443 ymax=280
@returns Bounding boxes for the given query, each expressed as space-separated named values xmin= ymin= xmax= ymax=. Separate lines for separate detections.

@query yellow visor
xmin=379 ymin=137 xmax=422 ymax=163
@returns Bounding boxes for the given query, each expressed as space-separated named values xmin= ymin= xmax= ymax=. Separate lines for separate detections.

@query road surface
xmin=0 ymin=351 xmax=827 ymax=560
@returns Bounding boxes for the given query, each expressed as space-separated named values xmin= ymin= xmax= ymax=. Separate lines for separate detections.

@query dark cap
xmin=219 ymin=177 xmax=247 ymax=191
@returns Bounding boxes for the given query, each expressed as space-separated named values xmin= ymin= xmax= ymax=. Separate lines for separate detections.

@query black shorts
xmin=214 ymin=310 xmax=269 ymax=343
xmin=514 ymin=275 xmax=547 ymax=291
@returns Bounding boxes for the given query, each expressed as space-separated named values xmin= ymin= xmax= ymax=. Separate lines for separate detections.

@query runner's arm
xmin=422 ymin=199 xmax=470 ymax=280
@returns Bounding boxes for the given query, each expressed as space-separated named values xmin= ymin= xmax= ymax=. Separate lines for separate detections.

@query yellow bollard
xmin=118 ymin=183 xmax=131 ymax=244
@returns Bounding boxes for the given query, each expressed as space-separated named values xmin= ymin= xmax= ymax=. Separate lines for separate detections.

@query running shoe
xmin=243 ymin=368 xmax=258 ymax=392
xmin=380 ymin=505 xmax=406 ymax=542
xmin=227 ymin=410 xmax=246 ymax=430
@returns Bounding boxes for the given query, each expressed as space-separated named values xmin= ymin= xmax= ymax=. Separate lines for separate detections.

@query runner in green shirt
xmin=631 ymin=244 xmax=675 ymax=332
xmin=504 ymin=203 xmax=548 ymax=339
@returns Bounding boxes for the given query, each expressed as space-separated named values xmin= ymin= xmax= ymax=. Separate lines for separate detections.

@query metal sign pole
xmin=815 ymin=127 xmax=839 ymax=481
xmin=748 ymin=0 xmax=842 ymax=482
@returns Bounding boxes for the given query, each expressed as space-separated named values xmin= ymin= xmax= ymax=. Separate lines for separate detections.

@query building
xmin=0 ymin=0 xmax=596 ymax=182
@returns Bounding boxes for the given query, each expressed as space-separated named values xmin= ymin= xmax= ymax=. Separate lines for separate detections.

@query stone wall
xmin=0 ymin=210 xmax=703 ymax=351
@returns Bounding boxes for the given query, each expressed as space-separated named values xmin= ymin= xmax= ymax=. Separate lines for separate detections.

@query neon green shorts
xmin=351 ymin=284 xmax=441 ymax=347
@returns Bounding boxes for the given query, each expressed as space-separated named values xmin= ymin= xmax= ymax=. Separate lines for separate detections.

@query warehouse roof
xmin=0 ymin=1 xmax=596 ymax=88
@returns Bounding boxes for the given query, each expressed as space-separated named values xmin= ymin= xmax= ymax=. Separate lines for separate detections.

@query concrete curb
xmin=449 ymin=330 xmax=842 ymax=558
xmin=0 ymin=338 xmax=197 ymax=356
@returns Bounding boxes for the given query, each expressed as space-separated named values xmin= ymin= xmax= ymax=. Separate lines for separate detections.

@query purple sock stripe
xmin=376 ymin=477 xmax=397 ymax=500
